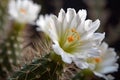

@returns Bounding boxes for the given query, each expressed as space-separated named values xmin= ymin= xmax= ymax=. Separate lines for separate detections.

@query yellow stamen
xmin=20 ymin=8 xmax=26 ymax=14
xmin=68 ymin=36 xmax=74 ymax=42
xmin=71 ymin=28 xmax=80 ymax=40
xmin=77 ymin=33 xmax=80 ymax=40
xmin=71 ymin=28 xmax=76 ymax=32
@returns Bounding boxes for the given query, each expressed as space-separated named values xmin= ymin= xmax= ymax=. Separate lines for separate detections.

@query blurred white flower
xmin=75 ymin=42 xmax=119 ymax=80
xmin=37 ymin=8 xmax=105 ymax=64
xmin=8 ymin=0 xmax=41 ymax=23
xmin=37 ymin=15 xmax=52 ymax=35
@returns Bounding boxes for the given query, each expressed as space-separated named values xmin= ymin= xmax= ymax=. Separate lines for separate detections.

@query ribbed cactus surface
xmin=0 ymin=22 xmax=25 ymax=78
xmin=72 ymin=69 xmax=95 ymax=80
xmin=9 ymin=54 xmax=63 ymax=80
xmin=0 ymin=0 xmax=8 ymax=30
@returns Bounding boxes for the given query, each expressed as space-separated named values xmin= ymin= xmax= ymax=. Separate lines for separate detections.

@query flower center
xmin=87 ymin=57 xmax=101 ymax=64
xmin=87 ymin=57 xmax=102 ymax=70
xmin=68 ymin=36 xmax=74 ymax=42
xmin=59 ymin=28 xmax=81 ymax=53
xmin=67 ymin=28 xmax=80 ymax=42
xmin=94 ymin=58 xmax=101 ymax=63
xmin=19 ymin=8 xmax=27 ymax=14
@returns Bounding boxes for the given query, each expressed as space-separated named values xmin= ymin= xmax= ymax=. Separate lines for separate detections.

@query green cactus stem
xmin=72 ymin=69 xmax=94 ymax=80
xmin=0 ymin=0 xmax=8 ymax=30
xmin=9 ymin=53 xmax=63 ymax=80
xmin=0 ymin=21 xmax=26 ymax=78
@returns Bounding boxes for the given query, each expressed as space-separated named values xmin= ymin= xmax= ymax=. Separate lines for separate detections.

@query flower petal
xmin=52 ymin=42 xmax=72 ymax=63
xmin=99 ymin=64 xmax=119 ymax=74
xmin=94 ymin=72 xmax=108 ymax=80
xmin=73 ymin=58 xmax=89 ymax=69
xmin=66 ymin=8 xmax=76 ymax=23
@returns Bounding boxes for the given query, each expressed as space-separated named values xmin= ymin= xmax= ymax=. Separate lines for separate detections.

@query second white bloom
xmin=9 ymin=0 xmax=41 ymax=23
xmin=74 ymin=42 xmax=119 ymax=80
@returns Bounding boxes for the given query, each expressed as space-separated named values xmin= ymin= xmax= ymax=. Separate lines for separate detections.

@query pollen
xmin=68 ymin=36 xmax=74 ymax=42
xmin=77 ymin=34 xmax=80 ymax=40
xmin=66 ymin=28 xmax=81 ymax=43
xmin=95 ymin=58 xmax=101 ymax=63
xmin=20 ymin=8 xmax=26 ymax=14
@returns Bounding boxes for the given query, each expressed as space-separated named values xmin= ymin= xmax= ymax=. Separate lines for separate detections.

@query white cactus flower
xmin=37 ymin=8 xmax=105 ymax=64
xmin=74 ymin=42 xmax=119 ymax=80
xmin=8 ymin=0 xmax=41 ymax=23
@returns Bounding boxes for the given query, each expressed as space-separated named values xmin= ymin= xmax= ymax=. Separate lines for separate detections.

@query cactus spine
xmin=9 ymin=53 xmax=63 ymax=80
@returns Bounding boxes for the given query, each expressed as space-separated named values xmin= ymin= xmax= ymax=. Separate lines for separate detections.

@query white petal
xmin=49 ymin=29 xmax=58 ymax=42
xmin=9 ymin=0 xmax=18 ymax=19
xmin=100 ymin=42 xmax=108 ymax=52
xmin=77 ymin=10 xmax=87 ymax=33
xmin=36 ymin=15 xmax=51 ymax=35
xmin=58 ymin=9 xmax=65 ymax=22
xmin=101 ymin=56 xmax=118 ymax=67
xmin=87 ymin=48 xmax=101 ymax=57
xmin=51 ymin=15 xmax=63 ymax=38
xmin=88 ymin=63 xmax=96 ymax=70
xmin=52 ymin=42 xmax=72 ymax=63
xmin=99 ymin=64 xmax=119 ymax=74
xmin=84 ymin=19 xmax=92 ymax=31
xmin=78 ymin=9 xmax=87 ymax=21
xmin=36 ymin=15 xmax=45 ymax=31
xmin=94 ymin=72 xmax=108 ymax=80
xmin=66 ymin=8 xmax=76 ymax=23
xmin=89 ymin=19 xmax=100 ymax=33
xmin=62 ymin=14 xmax=68 ymax=32
xmin=92 ymin=32 xmax=105 ymax=45
xmin=70 ymin=13 xmax=81 ymax=29
xmin=73 ymin=58 xmax=89 ymax=69
xmin=61 ymin=53 xmax=72 ymax=64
